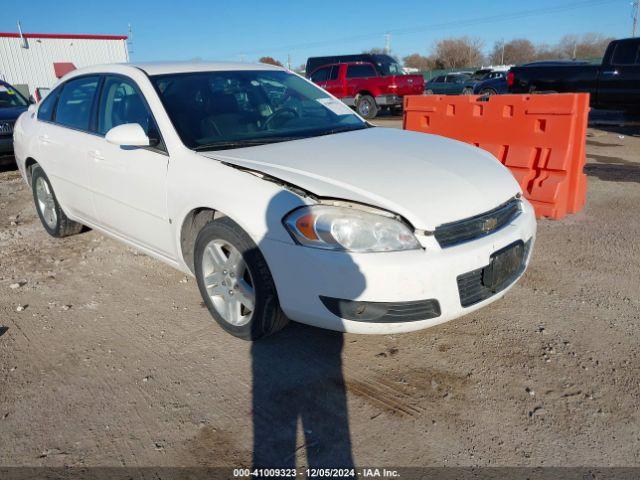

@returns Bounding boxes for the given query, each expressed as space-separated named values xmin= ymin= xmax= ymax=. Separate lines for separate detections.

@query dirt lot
xmin=0 ymin=115 xmax=639 ymax=471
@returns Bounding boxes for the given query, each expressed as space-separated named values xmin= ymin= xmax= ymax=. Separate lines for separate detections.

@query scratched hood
xmin=200 ymin=127 xmax=520 ymax=230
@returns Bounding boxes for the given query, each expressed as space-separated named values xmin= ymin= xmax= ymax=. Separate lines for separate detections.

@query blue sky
xmin=2 ymin=0 xmax=632 ymax=66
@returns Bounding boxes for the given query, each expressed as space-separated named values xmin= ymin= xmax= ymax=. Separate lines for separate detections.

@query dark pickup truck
xmin=508 ymin=37 xmax=640 ymax=112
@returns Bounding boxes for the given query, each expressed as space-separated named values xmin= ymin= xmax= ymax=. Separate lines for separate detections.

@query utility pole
xmin=501 ymin=39 xmax=505 ymax=65
xmin=127 ymin=24 xmax=133 ymax=61
xmin=287 ymin=53 xmax=291 ymax=70
xmin=633 ymin=0 xmax=639 ymax=37
xmin=384 ymin=33 xmax=391 ymax=54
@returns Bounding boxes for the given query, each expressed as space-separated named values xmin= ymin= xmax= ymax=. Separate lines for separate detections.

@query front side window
xmin=97 ymin=76 xmax=158 ymax=139
xmin=310 ymin=67 xmax=330 ymax=83
xmin=447 ymin=75 xmax=468 ymax=84
xmin=328 ymin=66 xmax=339 ymax=81
xmin=346 ymin=64 xmax=376 ymax=78
xmin=0 ymin=83 xmax=28 ymax=108
xmin=151 ymin=70 xmax=368 ymax=151
xmin=54 ymin=76 xmax=100 ymax=131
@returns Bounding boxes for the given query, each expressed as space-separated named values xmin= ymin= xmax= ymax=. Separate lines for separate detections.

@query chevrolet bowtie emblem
xmin=482 ymin=217 xmax=498 ymax=232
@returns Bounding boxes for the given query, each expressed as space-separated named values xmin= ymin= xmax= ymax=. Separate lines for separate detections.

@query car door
xmin=87 ymin=75 xmax=174 ymax=258
xmin=597 ymin=39 xmax=640 ymax=109
xmin=35 ymin=75 xmax=101 ymax=221
xmin=427 ymin=76 xmax=445 ymax=93
xmin=323 ymin=65 xmax=344 ymax=97
xmin=445 ymin=75 xmax=467 ymax=94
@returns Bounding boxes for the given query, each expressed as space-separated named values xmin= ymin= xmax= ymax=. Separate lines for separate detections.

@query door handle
xmin=602 ymin=70 xmax=619 ymax=76
xmin=37 ymin=135 xmax=51 ymax=144
xmin=88 ymin=150 xmax=104 ymax=161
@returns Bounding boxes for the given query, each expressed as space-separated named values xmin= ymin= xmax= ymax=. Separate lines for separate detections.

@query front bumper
xmin=375 ymin=94 xmax=402 ymax=106
xmin=261 ymin=199 xmax=537 ymax=334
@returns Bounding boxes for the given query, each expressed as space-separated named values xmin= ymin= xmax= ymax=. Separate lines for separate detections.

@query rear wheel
xmin=425 ymin=89 xmax=434 ymax=95
xmin=462 ymin=87 xmax=474 ymax=95
xmin=356 ymin=94 xmax=378 ymax=119
xmin=31 ymin=164 xmax=83 ymax=238
xmin=480 ymin=88 xmax=497 ymax=96
xmin=194 ymin=217 xmax=289 ymax=340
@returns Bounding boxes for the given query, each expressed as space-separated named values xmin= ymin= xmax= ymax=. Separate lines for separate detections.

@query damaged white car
xmin=13 ymin=62 xmax=536 ymax=340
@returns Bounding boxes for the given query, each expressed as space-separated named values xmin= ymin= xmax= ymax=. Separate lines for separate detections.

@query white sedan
xmin=13 ymin=62 xmax=536 ymax=340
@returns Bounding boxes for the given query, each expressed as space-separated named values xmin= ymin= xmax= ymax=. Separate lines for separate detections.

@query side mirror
xmin=105 ymin=123 xmax=150 ymax=147
xmin=27 ymin=104 xmax=36 ymax=114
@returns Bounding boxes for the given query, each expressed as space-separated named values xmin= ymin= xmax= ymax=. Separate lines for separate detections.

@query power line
xmin=229 ymin=0 xmax=619 ymax=57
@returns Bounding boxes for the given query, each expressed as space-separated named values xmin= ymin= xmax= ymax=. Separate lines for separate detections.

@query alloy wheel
xmin=35 ymin=176 xmax=57 ymax=229
xmin=201 ymin=239 xmax=255 ymax=326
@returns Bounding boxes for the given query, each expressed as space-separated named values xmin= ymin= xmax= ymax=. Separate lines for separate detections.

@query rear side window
xmin=310 ymin=67 xmax=330 ymax=83
xmin=54 ymin=76 xmax=100 ymax=131
xmin=37 ymin=88 xmax=61 ymax=122
xmin=346 ymin=64 xmax=376 ymax=78
xmin=433 ymin=76 xmax=445 ymax=83
xmin=611 ymin=41 xmax=640 ymax=65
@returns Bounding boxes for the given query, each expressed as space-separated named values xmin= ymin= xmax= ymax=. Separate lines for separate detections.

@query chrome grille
xmin=0 ymin=121 xmax=14 ymax=136
xmin=435 ymin=197 xmax=521 ymax=248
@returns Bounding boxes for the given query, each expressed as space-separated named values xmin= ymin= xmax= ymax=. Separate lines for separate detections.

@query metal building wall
xmin=0 ymin=36 xmax=129 ymax=95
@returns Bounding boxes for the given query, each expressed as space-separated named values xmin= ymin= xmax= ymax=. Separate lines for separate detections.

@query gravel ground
xmin=0 ymin=116 xmax=639 ymax=470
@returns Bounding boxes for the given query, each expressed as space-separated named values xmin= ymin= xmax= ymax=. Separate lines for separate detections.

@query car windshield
xmin=151 ymin=70 xmax=369 ymax=151
xmin=0 ymin=84 xmax=28 ymax=108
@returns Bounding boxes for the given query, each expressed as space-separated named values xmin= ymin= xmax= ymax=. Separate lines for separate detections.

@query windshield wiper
xmin=311 ymin=124 xmax=372 ymax=138
xmin=193 ymin=136 xmax=307 ymax=152
xmin=193 ymin=125 xmax=371 ymax=152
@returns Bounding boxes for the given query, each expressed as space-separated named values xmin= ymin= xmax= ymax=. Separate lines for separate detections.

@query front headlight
xmin=283 ymin=205 xmax=421 ymax=253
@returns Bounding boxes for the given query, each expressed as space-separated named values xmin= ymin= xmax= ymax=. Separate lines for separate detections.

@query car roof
xmin=131 ymin=61 xmax=285 ymax=75
xmin=62 ymin=61 xmax=286 ymax=78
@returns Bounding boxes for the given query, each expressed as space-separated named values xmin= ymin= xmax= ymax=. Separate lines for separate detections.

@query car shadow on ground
xmin=251 ymin=191 xmax=364 ymax=471
xmin=251 ymin=323 xmax=355 ymax=469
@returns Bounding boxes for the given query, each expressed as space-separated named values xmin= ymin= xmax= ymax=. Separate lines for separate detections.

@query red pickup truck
xmin=308 ymin=62 xmax=424 ymax=119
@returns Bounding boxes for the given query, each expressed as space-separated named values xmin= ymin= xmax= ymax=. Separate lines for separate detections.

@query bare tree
xmin=489 ymin=39 xmax=536 ymax=65
xmin=558 ymin=33 xmax=614 ymax=60
xmin=402 ymin=53 xmax=437 ymax=71
xmin=532 ymin=43 xmax=563 ymax=62
xmin=363 ymin=48 xmax=386 ymax=54
xmin=432 ymin=37 xmax=484 ymax=69
xmin=259 ymin=56 xmax=283 ymax=67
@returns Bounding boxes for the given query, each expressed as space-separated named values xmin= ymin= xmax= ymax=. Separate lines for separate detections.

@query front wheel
xmin=194 ymin=217 xmax=289 ymax=340
xmin=31 ymin=164 xmax=83 ymax=238
xmin=462 ymin=87 xmax=474 ymax=95
xmin=355 ymin=95 xmax=378 ymax=119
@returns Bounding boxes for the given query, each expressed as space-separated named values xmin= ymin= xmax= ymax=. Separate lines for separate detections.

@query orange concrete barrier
xmin=403 ymin=93 xmax=590 ymax=220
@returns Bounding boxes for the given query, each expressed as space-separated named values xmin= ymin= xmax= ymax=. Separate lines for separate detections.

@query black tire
xmin=480 ymin=88 xmax=497 ymax=96
xmin=31 ymin=164 xmax=83 ymax=238
xmin=355 ymin=94 xmax=378 ymax=119
xmin=462 ymin=87 xmax=474 ymax=95
xmin=194 ymin=217 xmax=289 ymax=340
